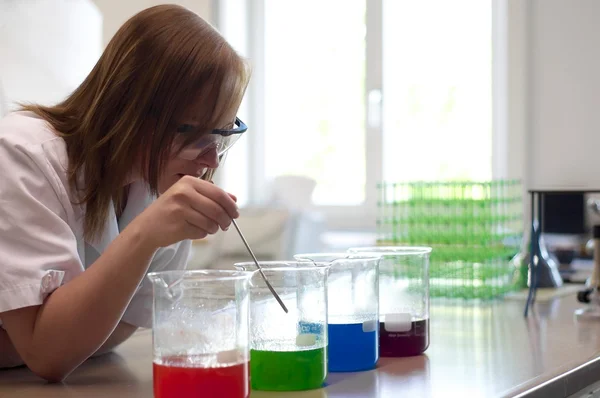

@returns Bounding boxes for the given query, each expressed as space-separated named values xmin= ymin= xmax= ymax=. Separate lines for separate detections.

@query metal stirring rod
xmin=231 ymin=219 xmax=289 ymax=313
xmin=200 ymin=167 xmax=288 ymax=313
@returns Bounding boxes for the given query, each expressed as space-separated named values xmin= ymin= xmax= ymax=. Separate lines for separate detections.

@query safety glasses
xmin=176 ymin=117 xmax=247 ymax=160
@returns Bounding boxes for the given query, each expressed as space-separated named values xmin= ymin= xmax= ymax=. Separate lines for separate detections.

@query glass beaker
xmin=234 ymin=261 xmax=329 ymax=392
xmin=348 ymin=246 xmax=432 ymax=357
xmin=147 ymin=270 xmax=252 ymax=398
xmin=293 ymin=253 xmax=380 ymax=372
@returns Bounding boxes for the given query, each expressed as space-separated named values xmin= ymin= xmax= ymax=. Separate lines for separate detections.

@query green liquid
xmin=250 ymin=347 xmax=327 ymax=391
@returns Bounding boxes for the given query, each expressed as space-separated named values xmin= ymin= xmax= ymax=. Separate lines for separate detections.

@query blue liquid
xmin=328 ymin=323 xmax=378 ymax=372
xmin=297 ymin=321 xmax=378 ymax=373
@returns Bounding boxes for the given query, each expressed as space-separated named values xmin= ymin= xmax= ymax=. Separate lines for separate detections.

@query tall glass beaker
xmin=234 ymin=261 xmax=329 ymax=391
xmin=349 ymin=246 xmax=431 ymax=357
xmin=294 ymin=253 xmax=380 ymax=372
xmin=148 ymin=270 xmax=252 ymax=398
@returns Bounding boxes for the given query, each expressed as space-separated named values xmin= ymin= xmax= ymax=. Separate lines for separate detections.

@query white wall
xmin=0 ymin=0 xmax=214 ymax=115
xmin=92 ymin=0 xmax=213 ymax=47
xmin=0 ymin=0 xmax=102 ymax=113
xmin=528 ymin=0 xmax=600 ymax=189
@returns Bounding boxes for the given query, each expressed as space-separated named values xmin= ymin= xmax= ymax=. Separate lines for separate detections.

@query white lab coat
xmin=0 ymin=111 xmax=191 ymax=328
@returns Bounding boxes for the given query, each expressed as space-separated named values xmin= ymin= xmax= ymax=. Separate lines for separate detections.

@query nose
xmin=195 ymin=147 xmax=219 ymax=168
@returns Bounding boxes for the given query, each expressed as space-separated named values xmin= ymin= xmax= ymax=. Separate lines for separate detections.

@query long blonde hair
xmin=21 ymin=5 xmax=250 ymax=242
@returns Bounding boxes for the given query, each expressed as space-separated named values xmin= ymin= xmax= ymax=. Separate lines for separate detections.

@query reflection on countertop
xmin=1 ymin=294 xmax=600 ymax=397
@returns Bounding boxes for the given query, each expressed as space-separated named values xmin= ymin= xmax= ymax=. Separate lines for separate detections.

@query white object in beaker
xmin=295 ymin=333 xmax=317 ymax=347
xmin=384 ymin=313 xmax=412 ymax=332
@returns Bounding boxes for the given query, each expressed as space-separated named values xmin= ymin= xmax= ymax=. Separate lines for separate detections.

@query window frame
xmin=215 ymin=0 xmax=514 ymax=231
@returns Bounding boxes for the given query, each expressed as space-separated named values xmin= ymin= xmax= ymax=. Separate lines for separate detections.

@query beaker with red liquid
xmin=147 ymin=270 xmax=253 ymax=398
xmin=348 ymin=247 xmax=432 ymax=357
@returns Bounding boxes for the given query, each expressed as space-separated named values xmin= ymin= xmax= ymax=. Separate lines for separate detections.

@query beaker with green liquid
xmin=234 ymin=261 xmax=329 ymax=391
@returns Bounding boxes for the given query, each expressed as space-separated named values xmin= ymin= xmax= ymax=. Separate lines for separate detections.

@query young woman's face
xmin=157 ymin=101 xmax=237 ymax=194
xmin=157 ymin=142 xmax=220 ymax=194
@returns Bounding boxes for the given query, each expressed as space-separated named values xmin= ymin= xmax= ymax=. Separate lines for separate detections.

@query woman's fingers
xmin=188 ymin=177 xmax=239 ymax=219
xmin=183 ymin=206 xmax=221 ymax=234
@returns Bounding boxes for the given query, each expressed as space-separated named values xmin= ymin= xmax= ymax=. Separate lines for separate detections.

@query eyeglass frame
xmin=211 ymin=116 xmax=247 ymax=137
xmin=174 ymin=116 xmax=248 ymax=159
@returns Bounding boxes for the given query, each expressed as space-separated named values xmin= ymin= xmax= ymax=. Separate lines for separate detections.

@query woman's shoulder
xmin=0 ymin=111 xmax=69 ymax=170
xmin=0 ymin=111 xmax=63 ymax=147
xmin=0 ymin=111 xmax=74 ymax=209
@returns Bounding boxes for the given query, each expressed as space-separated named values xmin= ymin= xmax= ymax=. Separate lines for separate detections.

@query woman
xmin=0 ymin=4 xmax=249 ymax=382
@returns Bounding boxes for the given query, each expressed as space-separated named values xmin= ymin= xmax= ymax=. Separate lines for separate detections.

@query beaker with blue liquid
xmin=294 ymin=253 xmax=380 ymax=372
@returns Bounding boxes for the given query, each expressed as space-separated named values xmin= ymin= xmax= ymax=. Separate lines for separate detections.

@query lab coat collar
xmin=87 ymin=181 xmax=155 ymax=256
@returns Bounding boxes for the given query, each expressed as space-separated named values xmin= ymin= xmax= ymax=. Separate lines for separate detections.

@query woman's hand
xmin=134 ymin=175 xmax=239 ymax=248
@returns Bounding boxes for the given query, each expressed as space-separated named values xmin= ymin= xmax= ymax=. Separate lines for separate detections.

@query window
xmin=263 ymin=0 xmax=366 ymax=206
xmin=382 ymin=0 xmax=492 ymax=182
xmin=217 ymin=0 xmax=497 ymax=229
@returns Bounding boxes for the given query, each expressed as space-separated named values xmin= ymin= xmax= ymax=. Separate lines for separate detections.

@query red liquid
xmin=379 ymin=318 xmax=429 ymax=357
xmin=153 ymin=356 xmax=250 ymax=398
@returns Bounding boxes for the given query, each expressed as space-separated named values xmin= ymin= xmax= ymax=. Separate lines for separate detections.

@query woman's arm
xmin=93 ymin=321 xmax=138 ymax=357
xmin=0 ymin=326 xmax=23 ymax=368
xmin=0 ymin=221 xmax=155 ymax=382
xmin=0 ymin=321 xmax=138 ymax=369
xmin=0 ymin=176 xmax=238 ymax=382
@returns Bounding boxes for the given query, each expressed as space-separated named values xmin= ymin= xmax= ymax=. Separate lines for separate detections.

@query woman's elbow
xmin=26 ymin=357 xmax=75 ymax=383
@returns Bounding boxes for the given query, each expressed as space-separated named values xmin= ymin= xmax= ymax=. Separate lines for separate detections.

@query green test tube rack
xmin=376 ymin=180 xmax=523 ymax=301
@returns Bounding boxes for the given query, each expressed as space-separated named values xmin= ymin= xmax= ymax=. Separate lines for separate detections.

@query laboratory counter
xmin=1 ymin=293 xmax=600 ymax=398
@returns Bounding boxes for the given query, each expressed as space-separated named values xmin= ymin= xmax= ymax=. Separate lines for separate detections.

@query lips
xmin=176 ymin=167 xmax=208 ymax=180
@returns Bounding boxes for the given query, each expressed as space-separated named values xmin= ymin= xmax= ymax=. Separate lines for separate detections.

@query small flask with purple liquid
xmin=348 ymin=246 xmax=431 ymax=357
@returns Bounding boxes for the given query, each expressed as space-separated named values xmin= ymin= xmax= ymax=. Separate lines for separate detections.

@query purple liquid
xmin=379 ymin=318 xmax=429 ymax=357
